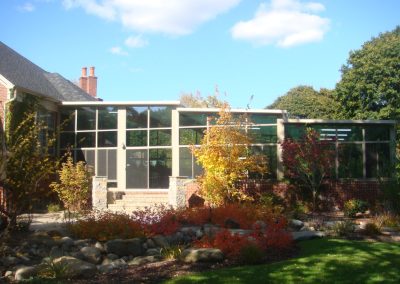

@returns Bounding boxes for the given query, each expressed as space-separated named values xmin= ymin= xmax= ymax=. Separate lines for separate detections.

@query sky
xmin=0 ymin=0 xmax=399 ymax=109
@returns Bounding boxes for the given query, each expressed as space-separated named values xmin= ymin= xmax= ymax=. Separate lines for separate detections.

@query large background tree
xmin=267 ymin=85 xmax=339 ymax=119
xmin=335 ymin=26 xmax=400 ymax=120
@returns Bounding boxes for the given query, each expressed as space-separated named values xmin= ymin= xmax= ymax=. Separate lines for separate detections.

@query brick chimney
xmin=79 ymin=66 xmax=97 ymax=98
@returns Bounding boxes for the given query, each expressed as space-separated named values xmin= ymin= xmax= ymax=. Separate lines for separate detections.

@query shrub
xmin=50 ymin=154 xmax=91 ymax=214
xmin=344 ymin=199 xmax=369 ymax=218
xmin=363 ymin=223 xmax=381 ymax=236
xmin=373 ymin=213 xmax=400 ymax=229
xmin=161 ymin=245 xmax=184 ymax=260
xmin=68 ymin=211 xmax=145 ymax=241
xmin=330 ymin=220 xmax=355 ymax=237
xmin=47 ymin=203 xmax=62 ymax=213
xmin=131 ymin=204 xmax=180 ymax=236
xmin=238 ymin=243 xmax=265 ymax=265
xmin=258 ymin=192 xmax=285 ymax=214
xmin=213 ymin=229 xmax=252 ymax=259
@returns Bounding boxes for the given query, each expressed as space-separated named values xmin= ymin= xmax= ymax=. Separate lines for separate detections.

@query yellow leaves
xmin=50 ymin=153 xmax=91 ymax=212
xmin=193 ymin=104 xmax=268 ymax=205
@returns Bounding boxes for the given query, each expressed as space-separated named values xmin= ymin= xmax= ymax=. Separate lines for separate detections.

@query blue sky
xmin=1 ymin=0 xmax=399 ymax=108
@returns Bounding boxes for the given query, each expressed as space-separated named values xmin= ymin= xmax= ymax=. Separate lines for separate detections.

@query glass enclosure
xmin=284 ymin=123 xmax=394 ymax=178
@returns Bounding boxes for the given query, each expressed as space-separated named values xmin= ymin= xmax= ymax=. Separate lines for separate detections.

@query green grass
xmin=165 ymin=238 xmax=400 ymax=284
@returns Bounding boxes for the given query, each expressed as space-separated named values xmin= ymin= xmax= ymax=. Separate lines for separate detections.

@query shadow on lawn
xmin=168 ymin=239 xmax=400 ymax=284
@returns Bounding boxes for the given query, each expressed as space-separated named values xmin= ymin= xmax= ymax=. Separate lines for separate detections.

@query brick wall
xmin=184 ymin=179 xmax=383 ymax=209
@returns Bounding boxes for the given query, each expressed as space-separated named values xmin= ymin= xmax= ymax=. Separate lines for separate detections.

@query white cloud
xmin=231 ymin=0 xmax=330 ymax=47
xmin=18 ymin=2 xmax=36 ymax=12
xmin=125 ymin=35 xmax=148 ymax=48
xmin=109 ymin=46 xmax=129 ymax=56
xmin=62 ymin=0 xmax=240 ymax=36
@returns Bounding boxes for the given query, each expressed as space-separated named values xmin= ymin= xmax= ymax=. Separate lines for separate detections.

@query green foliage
xmin=193 ymin=104 xmax=268 ymax=205
xmin=47 ymin=203 xmax=62 ymax=213
xmin=0 ymin=100 xmax=57 ymax=228
xmin=161 ymin=245 xmax=184 ymax=260
xmin=343 ymin=199 xmax=369 ymax=218
xmin=267 ymin=85 xmax=339 ymax=119
xmin=258 ymin=192 xmax=285 ymax=214
xmin=335 ymin=26 xmax=400 ymax=120
xmin=373 ymin=213 xmax=400 ymax=229
xmin=238 ymin=243 xmax=265 ymax=265
xmin=330 ymin=220 xmax=356 ymax=237
xmin=38 ymin=258 xmax=68 ymax=280
xmin=380 ymin=179 xmax=400 ymax=214
xmin=50 ymin=154 xmax=91 ymax=213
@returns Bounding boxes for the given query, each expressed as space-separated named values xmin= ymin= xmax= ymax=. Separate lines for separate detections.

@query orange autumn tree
xmin=193 ymin=103 xmax=268 ymax=205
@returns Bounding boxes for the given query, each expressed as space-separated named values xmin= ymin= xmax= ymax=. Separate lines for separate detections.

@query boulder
xmin=80 ymin=246 xmax=102 ymax=264
xmin=224 ymin=218 xmax=240 ymax=229
xmin=50 ymin=246 xmax=65 ymax=259
xmin=97 ymin=259 xmax=126 ymax=273
xmin=106 ymin=253 xmax=119 ymax=260
xmin=94 ymin=242 xmax=105 ymax=252
xmin=128 ymin=255 xmax=162 ymax=266
xmin=145 ymin=248 xmax=161 ymax=256
xmin=152 ymin=235 xmax=170 ymax=248
xmin=290 ymin=219 xmax=304 ymax=231
xmin=14 ymin=266 xmax=38 ymax=281
xmin=252 ymin=220 xmax=267 ymax=230
xmin=292 ymin=231 xmax=325 ymax=241
xmin=105 ymin=239 xmax=143 ymax=257
xmin=53 ymin=256 xmax=97 ymax=278
xmin=203 ymin=224 xmax=221 ymax=237
xmin=181 ymin=248 xmax=224 ymax=263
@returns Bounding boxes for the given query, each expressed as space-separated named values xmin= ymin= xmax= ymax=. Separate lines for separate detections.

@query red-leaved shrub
xmin=68 ymin=211 xmax=144 ymax=241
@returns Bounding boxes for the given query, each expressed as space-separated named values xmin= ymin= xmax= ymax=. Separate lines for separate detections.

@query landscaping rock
xmin=94 ymin=242 xmax=105 ymax=252
xmin=128 ymin=255 xmax=162 ymax=266
xmin=252 ymin=220 xmax=267 ymax=230
xmin=180 ymin=226 xmax=202 ymax=234
xmin=145 ymin=248 xmax=160 ymax=256
xmin=292 ymin=231 xmax=325 ymax=241
xmin=105 ymin=239 xmax=143 ymax=257
xmin=225 ymin=218 xmax=240 ymax=229
xmin=146 ymin=239 xmax=156 ymax=248
xmin=229 ymin=229 xmax=252 ymax=236
xmin=80 ymin=246 xmax=102 ymax=264
xmin=152 ymin=235 xmax=170 ymax=248
xmin=203 ymin=224 xmax=221 ymax=237
xmin=14 ymin=266 xmax=38 ymax=281
xmin=53 ymin=256 xmax=97 ymax=278
xmin=50 ymin=246 xmax=65 ymax=259
xmin=181 ymin=248 xmax=224 ymax=263
xmin=106 ymin=253 xmax=119 ymax=260
xmin=290 ymin=219 xmax=304 ymax=231
xmin=1 ymin=256 xmax=20 ymax=266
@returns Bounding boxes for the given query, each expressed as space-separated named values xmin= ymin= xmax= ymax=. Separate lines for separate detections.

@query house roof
xmin=0 ymin=41 xmax=96 ymax=102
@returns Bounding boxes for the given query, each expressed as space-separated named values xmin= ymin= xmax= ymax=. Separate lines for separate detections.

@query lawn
xmin=165 ymin=238 xmax=400 ymax=284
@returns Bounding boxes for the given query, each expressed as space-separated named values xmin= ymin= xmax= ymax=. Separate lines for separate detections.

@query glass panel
xmin=126 ymin=107 xmax=148 ymax=129
xmin=126 ymin=130 xmax=147 ymax=147
xmin=150 ymin=129 xmax=171 ymax=146
xmin=60 ymin=108 xmax=75 ymax=131
xmin=38 ymin=109 xmax=56 ymax=130
xmin=179 ymin=128 xmax=205 ymax=145
xmin=250 ymin=145 xmax=277 ymax=179
xmin=179 ymin=112 xmax=215 ymax=126
xmin=97 ymin=149 xmax=117 ymax=180
xmin=149 ymin=149 xmax=172 ymax=188
xmin=314 ymin=125 xmax=363 ymax=142
xmin=249 ymin=114 xmax=279 ymax=124
xmin=366 ymin=143 xmax=391 ymax=178
xmin=284 ymin=124 xmax=306 ymax=140
xmin=98 ymin=107 xmax=118 ymax=129
xmin=98 ymin=131 xmax=117 ymax=147
xmin=75 ymin=149 xmax=95 ymax=174
xmin=249 ymin=126 xmax=277 ymax=143
xmin=338 ymin=144 xmax=363 ymax=178
xmin=365 ymin=125 xmax=391 ymax=141
xmin=150 ymin=107 xmax=172 ymax=128
xmin=108 ymin=149 xmax=117 ymax=180
xmin=77 ymin=132 xmax=95 ymax=148
xmin=179 ymin=147 xmax=192 ymax=177
xmin=97 ymin=149 xmax=107 ymax=176
xmin=60 ymin=132 xmax=75 ymax=148
xmin=126 ymin=150 xmax=148 ymax=188
xmin=77 ymin=107 xmax=96 ymax=130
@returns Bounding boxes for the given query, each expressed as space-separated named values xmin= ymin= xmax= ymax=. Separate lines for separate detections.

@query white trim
xmin=62 ymin=101 xmax=181 ymax=106
xmin=0 ymin=74 xmax=15 ymax=90
xmin=286 ymin=119 xmax=396 ymax=124
xmin=177 ymin=107 xmax=287 ymax=114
